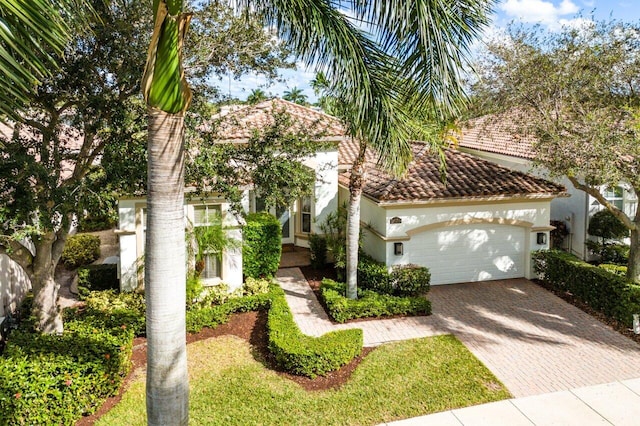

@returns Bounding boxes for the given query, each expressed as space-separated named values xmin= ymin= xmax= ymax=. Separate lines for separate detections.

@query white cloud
xmin=500 ymin=0 xmax=580 ymax=27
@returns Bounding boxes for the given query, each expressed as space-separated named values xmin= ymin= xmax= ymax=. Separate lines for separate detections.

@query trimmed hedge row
xmin=533 ymin=250 xmax=640 ymax=326
xmin=0 ymin=296 xmax=134 ymax=425
xmin=320 ymin=279 xmax=432 ymax=323
xmin=186 ymin=284 xmax=363 ymax=378
xmin=267 ymin=284 xmax=363 ymax=378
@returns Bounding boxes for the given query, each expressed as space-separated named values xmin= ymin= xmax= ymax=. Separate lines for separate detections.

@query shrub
xmin=267 ymin=285 xmax=363 ymax=378
xmin=308 ymin=233 xmax=327 ymax=269
xmin=533 ymin=250 xmax=640 ymax=327
xmin=586 ymin=241 xmax=630 ymax=265
xmin=588 ymin=209 xmax=629 ymax=242
xmin=357 ymin=254 xmax=393 ymax=294
xmin=243 ymin=212 xmax=282 ymax=278
xmin=243 ymin=277 xmax=271 ymax=296
xmin=320 ymin=279 xmax=432 ymax=323
xmin=390 ymin=264 xmax=431 ymax=296
xmin=0 ymin=296 xmax=134 ymax=425
xmin=79 ymin=289 xmax=146 ymax=337
xmin=77 ymin=264 xmax=118 ymax=292
xmin=61 ymin=234 xmax=101 ymax=268
xmin=599 ymin=263 xmax=628 ymax=277
xmin=550 ymin=220 xmax=569 ymax=249
xmin=186 ymin=275 xmax=205 ymax=308
xmin=319 ymin=205 xmax=347 ymax=276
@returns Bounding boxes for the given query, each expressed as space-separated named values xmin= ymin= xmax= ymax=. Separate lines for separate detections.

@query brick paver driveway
xmin=429 ymin=279 xmax=640 ymax=397
xmin=277 ymin=269 xmax=640 ymax=398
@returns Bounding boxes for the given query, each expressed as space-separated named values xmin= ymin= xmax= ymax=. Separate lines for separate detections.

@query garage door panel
xmin=408 ymin=224 xmax=525 ymax=285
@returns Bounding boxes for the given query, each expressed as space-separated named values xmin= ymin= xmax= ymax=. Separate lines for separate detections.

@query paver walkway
xmin=276 ymin=268 xmax=640 ymax=398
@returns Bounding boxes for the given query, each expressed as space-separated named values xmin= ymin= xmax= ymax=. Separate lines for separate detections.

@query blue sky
xmin=218 ymin=0 xmax=640 ymax=103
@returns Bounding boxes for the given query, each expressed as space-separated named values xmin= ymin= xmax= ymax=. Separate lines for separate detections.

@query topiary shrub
xmin=61 ymin=234 xmax=101 ymax=269
xmin=243 ymin=212 xmax=282 ymax=278
xmin=320 ymin=279 xmax=431 ymax=323
xmin=308 ymin=233 xmax=327 ymax=269
xmin=390 ymin=264 xmax=431 ymax=296
xmin=588 ymin=209 xmax=629 ymax=242
xmin=77 ymin=264 xmax=118 ymax=292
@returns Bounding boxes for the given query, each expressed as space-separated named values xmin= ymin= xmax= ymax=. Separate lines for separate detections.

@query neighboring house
xmin=459 ymin=115 xmax=638 ymax=259
xmin=117 ymin=99 xmax=346 ymax=292
xmin=338 ymin=139 xmax=565 ymax=285
xmin=117 ymin=99 xmax=566 ymax=289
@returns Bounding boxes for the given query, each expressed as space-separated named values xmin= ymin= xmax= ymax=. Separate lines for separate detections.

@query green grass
xmin=97 ymin=334 xmax=510 ymax=425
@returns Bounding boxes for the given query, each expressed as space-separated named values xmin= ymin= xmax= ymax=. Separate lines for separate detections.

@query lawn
xmin=97 ymin=334 xmax=510 ymax=425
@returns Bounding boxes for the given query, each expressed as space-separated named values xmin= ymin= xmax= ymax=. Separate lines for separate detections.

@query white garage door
xmin=407 ymin=224 xmax=525 ymax=285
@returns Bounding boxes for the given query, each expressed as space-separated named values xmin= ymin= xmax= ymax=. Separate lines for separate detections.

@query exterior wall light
xmin=536 ymin=232 xmax=547 ymax=245
xmin=394 ymin=242 xmax=403 ymax=256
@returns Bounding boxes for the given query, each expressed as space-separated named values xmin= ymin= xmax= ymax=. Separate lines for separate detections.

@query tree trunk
xmin=30 ymin=232 xmax=63 ymax=334
xmin=346 ymin=143 xmax=367 ymax=299
xmin=145 ymin=108 xmax=189 ymax=426
xmin=628 ymin=226 xmax=640 ymax=283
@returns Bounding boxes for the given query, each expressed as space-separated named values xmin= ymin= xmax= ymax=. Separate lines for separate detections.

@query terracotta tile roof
xmin=338 ymin=139 xmax=565 ymax=204
xmin=459 ymin=114 xmax=535 ymax=160
xmin=212 ymin=98 xmax=346 ymax=142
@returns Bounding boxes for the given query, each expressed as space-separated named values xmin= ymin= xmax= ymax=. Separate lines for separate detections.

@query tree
xmin=143 ymin=0 xmax=494 ymax=422
xmin=246 ymin=88 xmax=268 ymax=104
xmin=471 ymin=20 xmax=640 ymax=282
xmin=283 ymin=86 xmax=308 ymax=105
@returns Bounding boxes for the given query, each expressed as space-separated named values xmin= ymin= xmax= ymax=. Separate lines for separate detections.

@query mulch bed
xmin=76 ymin=271 xmax=374 ymax=425
xmin=533 ymin=279 xmax=640 ymax=345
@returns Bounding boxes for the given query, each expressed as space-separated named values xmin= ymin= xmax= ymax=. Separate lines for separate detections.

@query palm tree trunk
xmin=145 ymin=108 xmax=189 ymax=426
xmin=346 ymin=142 xmax=367 ymax=299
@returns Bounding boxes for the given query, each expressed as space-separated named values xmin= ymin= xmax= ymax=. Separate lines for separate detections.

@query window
xmin=604 ymin=186 xmax=624 ymax=210
xmin=194 ymin=205 xmax=222 ymax=281
xmin=301 ymin=196 xmax=312 ymax=233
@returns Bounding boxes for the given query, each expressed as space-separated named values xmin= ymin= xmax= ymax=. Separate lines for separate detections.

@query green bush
xmin=243 ymin=212 xmax=282 ymax=278
xmin=357 ymin=254 xmax=393 ymax=294
xmin=320 ymin=279 xmax=432 ymax=323
xmin=586 ymin=241 xmax=630 ymax=265
xmin=186 ymin=290 xmax=272 ymax=333
xmin=588 ymin=209 xmax=629 ymax=241
xmin=243 ymin=277 xmax=272 ymax=296
xmin=308 ymin=233 xmax=327 ymax=269
xmin=78 ymin=289 xmax=146 ymax=337
xmin=599 ymin=263 xmax=628 ymax=277
xmin=0 ymin=296 xmax=134 ymax=425
xmin=533 ymin=250 xmax=640 ymax=327
xmin=267 ymin=284 xmax=363 ymax=378
xmin=390 ymin=264 xmax=431 ymax=296
xmin=77 ymin=264 xmax=118 ymax=292
xmin=61 ymin=234 xmax=101 ymax=268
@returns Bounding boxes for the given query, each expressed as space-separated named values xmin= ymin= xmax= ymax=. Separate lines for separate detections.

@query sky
xmin=217 ymin=0 xmax=640 ymax=103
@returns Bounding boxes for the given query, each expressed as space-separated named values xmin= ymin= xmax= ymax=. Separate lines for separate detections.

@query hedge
xmin=61 ymin=234 xmax=101 ymax=269
xmin=533 ymin=250 xmax=640 ymax=327
xmin=320 ymin=279 xmax=432 ymax=323
xmin=0 ymin=296 xmax=134 ymax=425
xmin=358 ymin=254 xmax=431 ymax=296
xmin=267 ymin=284 xmax=363 ymax=378
xmin=243 ymin=212 xmax=282 ymax=278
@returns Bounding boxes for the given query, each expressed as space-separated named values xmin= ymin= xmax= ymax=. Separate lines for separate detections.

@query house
xmin=117 ymin=99 xmax=347 ymax=291
xmin=338 ymin=139 xmax=566 ymax=285
xmin=117 ymin=99 xmax=566 ymax=289
xmin=459 ymin=115 xmax=638 ymax=259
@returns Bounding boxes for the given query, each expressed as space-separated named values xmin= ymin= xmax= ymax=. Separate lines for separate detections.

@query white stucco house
xmin=459 ymin=115 xmax=638 ymax=260
xmin=117 ymin=99 xmax=566 ymax=289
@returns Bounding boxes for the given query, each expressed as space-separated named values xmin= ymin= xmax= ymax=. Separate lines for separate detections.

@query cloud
xmin=499 ymin=0 xmax=580 ymax=27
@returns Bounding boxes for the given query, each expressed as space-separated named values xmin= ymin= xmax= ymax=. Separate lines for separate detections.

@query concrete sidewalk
xmin=384 ymin=379 xmax=640 ymax=426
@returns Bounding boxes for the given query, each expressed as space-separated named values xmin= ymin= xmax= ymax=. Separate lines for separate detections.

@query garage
xmin=408 ymin=223 xmax=525 ymax=285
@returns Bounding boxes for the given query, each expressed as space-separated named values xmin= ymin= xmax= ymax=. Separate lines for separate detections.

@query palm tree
xmin=283 ymin=86 xmax=308 ymax=105
xmin=142 ymin=1 xmax=494 ymax=423
xmin=246 ymin=88 xmax=268 ymax=104
xmin=0 ymin=0 xmax=84 ymax=119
